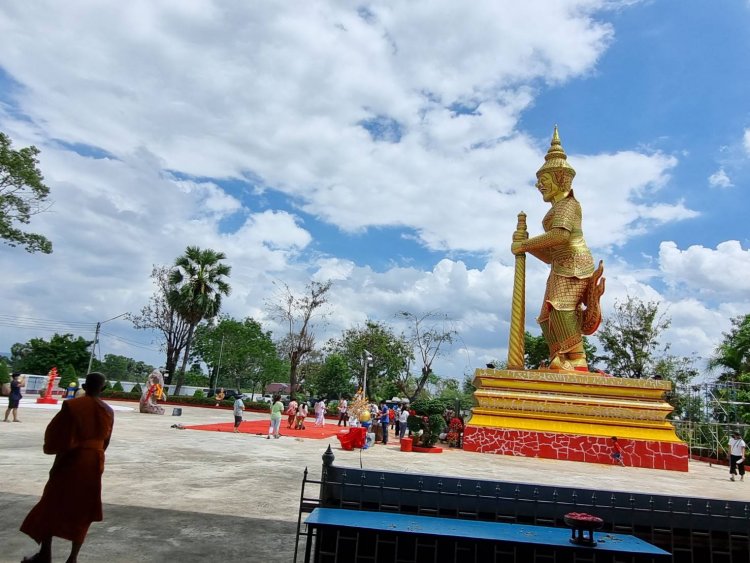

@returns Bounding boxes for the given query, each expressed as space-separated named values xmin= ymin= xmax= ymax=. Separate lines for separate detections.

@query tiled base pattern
xmin=463 ymin=426 xmax=688 ymax=472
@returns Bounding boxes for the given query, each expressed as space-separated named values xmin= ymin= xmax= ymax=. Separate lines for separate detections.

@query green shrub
xmin=193 ymin=389 xmax=205 ymax=398
xmin=131 ymin=383 xmax=142 ymax=394
xmin=0 ymin=362 xmax=10 ymax=385
xmin=407 ymin=399 xmax=447 ymax=448
xmin=111 ymin=381 xmax=124 ymax=392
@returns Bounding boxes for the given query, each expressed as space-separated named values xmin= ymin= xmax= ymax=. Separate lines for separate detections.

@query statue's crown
xmin=536 ymin=126 xmax=576 ymax=183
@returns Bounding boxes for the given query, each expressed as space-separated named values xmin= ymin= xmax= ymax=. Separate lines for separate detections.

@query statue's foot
xmin=548 ymin=356 xmax=575 ymax=372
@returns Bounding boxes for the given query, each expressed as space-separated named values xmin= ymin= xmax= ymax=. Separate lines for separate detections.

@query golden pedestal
xmin=463 ymin=368 xmax=688 ymax=471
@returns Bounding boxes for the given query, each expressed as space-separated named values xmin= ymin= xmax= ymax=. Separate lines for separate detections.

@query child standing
xmin=611 ymin=436 xmax=625 ymax=466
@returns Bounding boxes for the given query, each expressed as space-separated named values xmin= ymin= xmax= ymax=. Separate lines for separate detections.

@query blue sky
xmin=0 ymin=1 xmax=748 ymax=381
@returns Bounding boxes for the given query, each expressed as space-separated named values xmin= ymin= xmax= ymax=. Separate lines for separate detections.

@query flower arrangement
xmin=446 ymin=417 xmax=464 ymax=447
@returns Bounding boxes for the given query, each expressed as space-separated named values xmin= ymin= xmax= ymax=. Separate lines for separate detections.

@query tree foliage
xmin=326 ymin=320 xmax=412 ymax=401
xmin=10 ymin=333 xmax=91 ymax=375
xmin=399 ymin=311 xmax=456 ymax=401
xmin=708 ymin=314 xmax=750 ymax=382
xmin=191 ymin=316 xmax=285 ymax=393
xmin=598 ymin=297 xmax=671 ymax=378
xmin=92 ymin=353 xmax=155 ymax=382
xmin=0 ymin=132 xmax=53 ymax=253
xmin=266 ymin=280 xmax=332 ymax=399
xmin=128 ymin=266 xmax=192 ymax=386
xmin=168 ymin=246 xmax=232 ymax=394
xmin=304 ymin=353 xmax=356 ymax=400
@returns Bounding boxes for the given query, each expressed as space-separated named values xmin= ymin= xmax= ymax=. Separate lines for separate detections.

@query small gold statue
xmin=511 ymin=127 xmax=605 ymax=372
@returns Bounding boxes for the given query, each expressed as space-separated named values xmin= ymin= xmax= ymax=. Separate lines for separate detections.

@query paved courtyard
xmin=1 ymin=400 xmax=746 ymax=562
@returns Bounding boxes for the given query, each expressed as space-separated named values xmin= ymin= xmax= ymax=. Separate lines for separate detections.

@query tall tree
xmin=191 ymin=316 xmax=285 ymax=392
xmin=92 ymin=354 xmax=155 ymax=381
xmin=399 ymin=311 xmax=457 ymax=401
xmin=708 ymin=314 xmax=750 ymax=382
xmin=0 ymin=132 xmax=53 ymax=253
xmin=129 ymin=266 xmax=192 ymax=385
xmin=305 ymin=353 xmax=355 ymax=400
xmin=266 ymin=280 xmax=332 ymax=399
xmin=325 ymin=320 xmax=412 ymax=400
xmin=598 ymin=296 xmax=671 ymax=379
xmin=11 ymin=333 xmax=91 ymax=375
xmin=168 ymin=246 xmax=231 ymax=395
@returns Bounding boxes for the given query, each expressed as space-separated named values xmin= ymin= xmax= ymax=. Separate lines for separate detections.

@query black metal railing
xmin=296 ymin=447 xmax=750 ymax=562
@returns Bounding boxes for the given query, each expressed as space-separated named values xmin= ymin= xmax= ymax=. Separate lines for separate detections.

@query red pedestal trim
xmin=462 ymin=426 xmax=688 ymax=472
xmin=36 ymin=397 xmax=59 ymax=404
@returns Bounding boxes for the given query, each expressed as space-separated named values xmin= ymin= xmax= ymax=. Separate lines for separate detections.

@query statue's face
xmin=536 ymin=173 xmax=560 ymax=202
xmin=536 ymin=172 xmax=567 ymax=203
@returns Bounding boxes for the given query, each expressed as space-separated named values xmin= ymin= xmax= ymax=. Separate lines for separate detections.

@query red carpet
xmin=184 ymin=419 xmax=347 ymax=440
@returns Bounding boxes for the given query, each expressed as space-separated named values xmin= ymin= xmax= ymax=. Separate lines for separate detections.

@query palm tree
xmin=168 ymin=246 xmax=231 ymax=395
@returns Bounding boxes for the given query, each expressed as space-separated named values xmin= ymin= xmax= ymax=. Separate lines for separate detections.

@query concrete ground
xmin=1 ymin=400 xmax=746 ymax=562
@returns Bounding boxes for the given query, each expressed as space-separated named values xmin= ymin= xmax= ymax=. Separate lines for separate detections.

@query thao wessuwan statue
xmin=510 ymin=127 xmax=605 ymax=372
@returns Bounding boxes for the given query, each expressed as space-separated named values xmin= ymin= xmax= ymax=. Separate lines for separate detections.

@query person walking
xmin=314 ymin=399 xmax=327 ymax=427
xmin=4 ymin=372 xmax=23 ymax=422
xmin=399 ymin=405 xmax=409 ymax=440
xmin=337 ymin=396 xmax=348 ymax=426
xmin=379 ymin=400 xmax=390 ymax=445
xmin=729 ymin=431 xmax=746 ymax=482
xmin=233 ymin=395 xmax=245 ymax=433
xmin=268 ymin=395 xmax=283 ymax=439
xmin=286 ymin=398 xmax=298 ymax=429
xmin=295 ymin=401 xmax=308 ymax=430
xmin=20 ymin=372 xmax=114 ymax=563
xmin=610 ymin=436 xmax=625 ymax=466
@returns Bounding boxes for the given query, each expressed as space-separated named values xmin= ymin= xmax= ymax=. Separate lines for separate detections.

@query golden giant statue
xmin=511 ymin=126 xmax=604 ymax=372
xmin=464 ymin=126 xmax=687 ymax=472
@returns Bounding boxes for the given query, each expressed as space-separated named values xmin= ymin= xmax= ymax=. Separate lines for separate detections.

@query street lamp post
xmin=362 ymin=349 xmax=373 ymax=398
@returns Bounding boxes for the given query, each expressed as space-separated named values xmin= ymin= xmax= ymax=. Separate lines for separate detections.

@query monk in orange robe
xmin=20 ymin=372 xmax=114 ymax=563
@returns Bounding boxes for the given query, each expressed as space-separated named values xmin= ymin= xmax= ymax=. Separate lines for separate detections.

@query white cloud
xmin=708 ymin=168 xmax=733 ymax=188
xmin=744 ymin=128 xmax=750 ymax=156
xmin=659 ymin=241 xmax=750 ymax=297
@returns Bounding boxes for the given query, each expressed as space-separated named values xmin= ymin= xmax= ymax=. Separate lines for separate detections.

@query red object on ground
xmin=462 ymin=426 xmax=688 ymax=471
xmin=338 ymin=432 xmax=354 ymax=450
xmin=412 ymin=445 xmax=442 ymax=453
xmin=183 ymin=419 xmax=341 ymax=440
xmin=335 ymin=427 xmax=367 ymax=450
xmin=400 ymin=437 xmax=413 ymax=452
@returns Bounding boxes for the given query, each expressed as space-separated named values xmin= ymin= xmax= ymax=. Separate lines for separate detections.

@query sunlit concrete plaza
xmin=2 ymin=400 xmax=747 ymax=562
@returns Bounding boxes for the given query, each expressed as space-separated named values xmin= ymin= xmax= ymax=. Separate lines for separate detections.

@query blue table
xmin=304 ymin=508 xmax=670 ymax=562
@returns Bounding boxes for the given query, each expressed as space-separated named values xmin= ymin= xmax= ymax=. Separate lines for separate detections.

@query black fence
xmin=295 ymin=447 xmax=750 ymax=563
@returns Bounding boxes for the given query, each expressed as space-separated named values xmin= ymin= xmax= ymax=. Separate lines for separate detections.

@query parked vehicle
xmin=207 ymin=388 xmax=243 ymax=401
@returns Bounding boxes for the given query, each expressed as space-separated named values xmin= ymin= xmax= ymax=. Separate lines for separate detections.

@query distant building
xmin=265 ymin=382 xmax=290 ymax=395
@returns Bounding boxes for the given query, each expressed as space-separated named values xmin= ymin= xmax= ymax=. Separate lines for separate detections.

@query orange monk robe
xmin=20 ymin=396 xmax=114 ymax=544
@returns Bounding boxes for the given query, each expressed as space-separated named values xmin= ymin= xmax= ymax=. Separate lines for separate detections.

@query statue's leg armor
xmin=548 ymin=308 xmax=584 ymax=366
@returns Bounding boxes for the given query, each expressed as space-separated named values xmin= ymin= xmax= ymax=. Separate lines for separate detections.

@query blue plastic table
xmin=304 ymin=508 xmax=670 ymax=562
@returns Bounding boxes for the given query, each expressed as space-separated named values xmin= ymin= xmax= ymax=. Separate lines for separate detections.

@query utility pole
xmin=213 ymin=335 xmax=225 ymax=390
xmin=86 ymin=313 xmax=128 ymax=375
xmin=86 ymin=322 xmax=101 ymax=375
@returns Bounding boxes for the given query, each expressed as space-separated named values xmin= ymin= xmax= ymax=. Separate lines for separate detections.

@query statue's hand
xmin=511 ymin=241 xmax=525 ymax=255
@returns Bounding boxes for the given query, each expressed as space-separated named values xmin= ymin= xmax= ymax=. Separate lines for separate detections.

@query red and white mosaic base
xmin=463 ymin=426 xmax=688 ymax=472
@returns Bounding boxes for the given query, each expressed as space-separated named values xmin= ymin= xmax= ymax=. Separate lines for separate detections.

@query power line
xmin=0 ymin=314 xmax=95 ymax=332
xmin=99 ymin=330 xmax=161 ymax=353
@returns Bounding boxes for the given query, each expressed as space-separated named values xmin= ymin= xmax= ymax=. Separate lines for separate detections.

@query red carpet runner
xmin=184 ymin=419 xmax=346 ymax=440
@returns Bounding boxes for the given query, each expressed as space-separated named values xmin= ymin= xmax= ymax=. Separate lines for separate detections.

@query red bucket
xmin=400 ymin=437 xmax=413 ymax=452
